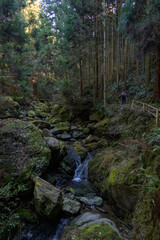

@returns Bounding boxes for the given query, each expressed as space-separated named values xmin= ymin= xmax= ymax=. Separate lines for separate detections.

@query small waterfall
xmin=73 ymin=153 xmax=92 ymax=182
xmin=52 ymin=218 xmax=69 ymax=240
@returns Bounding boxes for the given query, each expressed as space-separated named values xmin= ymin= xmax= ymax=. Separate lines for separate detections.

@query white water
xmin=73 ymin=153 xmax=92 ymax=182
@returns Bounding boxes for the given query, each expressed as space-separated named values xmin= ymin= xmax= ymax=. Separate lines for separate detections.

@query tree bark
xmin=154 ymin=46 xmax=160 ymax=100
xmin=145 ymin=53 xmax=151 ymax=92
xmin=103 ymin=0 xmax=106 ymax=109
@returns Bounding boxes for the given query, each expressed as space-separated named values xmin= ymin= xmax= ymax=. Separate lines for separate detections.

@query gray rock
xmin=74 ymin=212 xmax=118 ymax=232
xmin=0 ymin=96 xmax=20 ymax=118
xmin=63 ymin=212 xmax=123 ymax=239
xmin=62 ymin=197 xmax=81 ymax=215
xmin=57 ymin=133 xmax=71 ymax=140
xmin=44 ymin=137 xmax=66 ymax=154
xmin=34 ymin=177 xmax=62 ymax=220
xmin=70 ymin=126 xmax=78 ymax=131
xmin=72 ymin=131 xmax=83 ymax=139
xmin=77 ymin=196 xmax=103 ymax=207
xmin=50 ymin=129 xmax=62 ymax=134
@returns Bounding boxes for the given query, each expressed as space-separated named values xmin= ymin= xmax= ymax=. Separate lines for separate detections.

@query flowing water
xmin=73 ymin=153 xmax=92 ymax=182
xmin=15 ymin=146 xmax=130 ymax=240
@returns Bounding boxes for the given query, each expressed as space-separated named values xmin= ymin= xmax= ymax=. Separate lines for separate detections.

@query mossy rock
xmin=28 ymin=110 xmax=36 ymax=118
xmin=73 ymin=141 xmax=88 ymax=160
xmin=64 ymin=223 xmax=123 ymax=240
xmin=83 ymin=135 xmax=100 ymax=144
xmin=85 ymin=142 xmax=100 ymax=151
xmin=43 ymin=129 xmax=53 ymax=137
xmin=0 ymin=96 xmax=20 ymax=119
xmin=34 ymin=176 xmax=62 ymax=220
xmin=63 ymin=213 xmax=123 ymax=240
xmin=35 ymin=109 xmax=49 ymax=118
xmin=89 ymin=112 xmax=104 ymax=122
xmin=50 ymin=104 xmax=61 ymax=116
xmin=131 ymin=189 xmax=160 ymax=240
xmin=94 ymin=118 xmax=110 ymax=128
xmin=88 ymin=148 xmax=141 ymax=212
xmin=53 ymin=121 xmax=70 ymax=132
xmin=49 ymin=116 xmax=61 ymax=124
xmin=0 ymin=119 xmax=51 ymax=186
xmin=33 ymin=102 xmax=50 ymax=113
xmin=83 ymin=127 xmax=90 ymax=134
xmin=93 ymin=118 xmax=110 ymax=136
xmin=58 ymin=106 xmax=69 ymax=121
xmin=30 ymin=120 xmax=51 ymax=129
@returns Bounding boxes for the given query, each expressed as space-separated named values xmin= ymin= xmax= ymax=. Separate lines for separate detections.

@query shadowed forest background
xmin=0 ymin=0 xmax=160 ymax=105
xmin=0 ymin=1 xmax=160 ymax=240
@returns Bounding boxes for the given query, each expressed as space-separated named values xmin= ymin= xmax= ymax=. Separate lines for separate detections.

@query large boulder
xmin=93 ymin=117 xmax=110 ymax=136
xmin=0 ymin=96 xmax=20 ymax=118
xmin=62 ymin=197 xmax=81 ymax=215
xmin=89 ymin=112 xmax=104 ymax=122
xmin=0 ymin=119 xmax=51 ymax=187
xmin=62 ymin=212 xmax=123 ymax=240
xmin=88 ymin=148 xmax=140 ymax=213
xmin=34 ymin=177 xmax=62 ymax=220
xmin=44 ymin=137 xmax=66 ymax=168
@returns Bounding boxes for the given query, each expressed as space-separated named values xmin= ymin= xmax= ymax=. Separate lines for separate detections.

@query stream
xmin=14 ymin=140 xmax=131 ymax=240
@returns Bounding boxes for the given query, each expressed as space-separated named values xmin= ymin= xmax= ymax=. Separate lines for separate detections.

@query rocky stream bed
xmin=0 ymin=96 xmax=160 ymax=240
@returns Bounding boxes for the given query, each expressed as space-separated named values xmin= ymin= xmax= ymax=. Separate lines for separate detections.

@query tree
xmin=119 ymin=0 xmax=160 ymax=100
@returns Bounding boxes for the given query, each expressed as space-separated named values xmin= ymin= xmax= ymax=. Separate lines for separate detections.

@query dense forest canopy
xmin=0 ymin=0 xmax=160 ymax=102
xmin=0 ymin=1 xmax=160 ymax=240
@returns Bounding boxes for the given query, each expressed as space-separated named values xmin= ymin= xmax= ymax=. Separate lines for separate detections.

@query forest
xmin=0 ymin=0 xmax=160 ymax=240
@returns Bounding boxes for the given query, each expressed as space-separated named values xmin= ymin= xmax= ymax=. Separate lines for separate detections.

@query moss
xmin=58 ymin=106 xmax=69 ymax=121
xmin=64 ymin=223 xmax=122 ymax=240
xmin=107 ymin=158 xmax=140 ymax=190
xmin=17 ymin=208 xmax=38 ymax=223
xmin=89 ymin=112 xmax=104 ymax=122
xmin=73 ymin=142 xmax=88 ymax=160
xmin=54 ymin=121 xmax=70 ymax=132
xmin=94 ymin=118 xmax=110 ymax=128
xmin=88 ymin=149 xmax=116 ymax=192
xmin=28 ymin=110 xmax=36 ymax=118
xmin=131 ymin=190 xmax=157 ymax=240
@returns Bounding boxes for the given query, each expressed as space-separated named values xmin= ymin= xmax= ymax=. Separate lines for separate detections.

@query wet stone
xmin=71 ymin=126 xmax=78 ymax=131
xmin=50 ymin=129 xmax=62 ymax=135
xmin=76 ymin=196 xmax=103 ymax=207
xmin=72 ymin=131 xmax=83 ymax=139
xmin=57 ymin=133 xmax=71 ymax=140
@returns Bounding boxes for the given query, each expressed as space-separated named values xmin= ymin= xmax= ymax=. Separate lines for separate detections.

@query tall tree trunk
xmin=116 ymin=0 xmax=120 ymax=91
xmin=80 ymin=59 xmax=83 ymax=97
xmin=136 ymin=59 xmax=140 ymax=88
xmin=124 ymin=38 xmax=127 ymax=90
xmin=154 ymin=46 xmax=160 ymax=100
xmin=145 ymin=53 xmax=151 ymax=92
xmin=103 ymin=0 xmax=106 ymax=108
xmin=110 ymin=11 xmax=114 ymax=84
xmin=106 ymin=14 xmax=109 ymax=86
